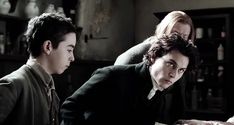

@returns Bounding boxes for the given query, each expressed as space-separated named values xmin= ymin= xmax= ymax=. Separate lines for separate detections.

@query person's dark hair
xmin=25 ymin=13 xmax=77 ymax=57
xmin=143 ymin=33 xmax=199 ymax=71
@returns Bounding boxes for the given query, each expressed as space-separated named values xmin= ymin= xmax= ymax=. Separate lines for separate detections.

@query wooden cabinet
xmin=0 ymin=14 xmax=28 ymax=56
xmin=154 ymin=8 xmax=234 ymax=121
xmin=0 ymin=14 xmax=28 ymax=77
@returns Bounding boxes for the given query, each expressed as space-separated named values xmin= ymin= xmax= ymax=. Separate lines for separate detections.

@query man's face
xmin=48 ymin=32 xmax=76 ymax=74
xmin=149 ymin=50 xmax=189 ymax=89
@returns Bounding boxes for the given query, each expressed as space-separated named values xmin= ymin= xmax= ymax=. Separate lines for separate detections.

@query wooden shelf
xmin=0 ymin=13 xmax=28 ymax=21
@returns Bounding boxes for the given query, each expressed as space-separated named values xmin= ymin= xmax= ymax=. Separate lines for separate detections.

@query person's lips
xmin=165 ymin=79 xmax=172 ymax=84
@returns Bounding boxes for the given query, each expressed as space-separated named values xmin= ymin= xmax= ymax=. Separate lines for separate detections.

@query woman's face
xmin=171 ymin=22 xmax=191 ymax=40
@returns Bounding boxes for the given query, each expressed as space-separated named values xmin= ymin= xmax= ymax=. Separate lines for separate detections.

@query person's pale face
xmin=49 ymin=32 xmax=76 ymax=74
xmin=171 ymin=22 xmax=191 ymax=40
xmin=149 ymin=50 xmax=189 ymax=89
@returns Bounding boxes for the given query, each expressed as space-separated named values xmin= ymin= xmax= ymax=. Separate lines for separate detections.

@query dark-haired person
xmin=60 ymin=33 xmax=199 ymax=125
xmin=0 ymin=13 xmax=77 ymax=125
xmin=114 ymin=11 xmax=195 ymax=122
xmin=114 ymin=10 xmax=194 ymax=65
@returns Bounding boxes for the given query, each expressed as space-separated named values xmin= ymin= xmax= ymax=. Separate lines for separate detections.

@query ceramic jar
xmin=25 ymin=0 xmax=39 ymax=18
xmin=0 ymin=0 xmax=11 ymax=14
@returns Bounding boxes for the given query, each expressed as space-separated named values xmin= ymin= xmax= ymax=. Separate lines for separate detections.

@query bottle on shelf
xmin=221 ymin=26 xmax=226 ymax=38
xmin=217 ymin=65 xmax=224 ymax=84
xmin=70 ymin=9 xmax=76 ymax=23
xmin=217 ymin=44 xmax=224 ymax=61
xmin=196 ymin=68 xmax=205 ymax=83
xmin=206 ymin=88 xmax=213 ymax=109
xmin=0 ymin=33 xmax=5 ymax=54
xmin=196 ymin=27 xmax=204 ymax=39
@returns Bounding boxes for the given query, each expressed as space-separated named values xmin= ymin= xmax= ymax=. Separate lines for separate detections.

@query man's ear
xmin=42 ymin=40 xmax=53 ymax=55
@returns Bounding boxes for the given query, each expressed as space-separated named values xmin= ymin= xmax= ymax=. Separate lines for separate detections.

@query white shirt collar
xmin=147 ymin=76 xmax=164 ymax=100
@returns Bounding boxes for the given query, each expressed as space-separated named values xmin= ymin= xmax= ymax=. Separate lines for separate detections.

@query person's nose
xmin=70 ymin=53 xmax=75 ymax=62
xmin=169 ymin=69 xmax=177 ymax=78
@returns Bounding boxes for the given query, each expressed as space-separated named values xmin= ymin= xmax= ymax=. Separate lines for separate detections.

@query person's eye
xmin=165 ymin=62 xmax=175 ymax=68
xmin=178 ymin=69 xmax=186 ymax=74
xmin=67 ymin=49 xmax=73 ymax=53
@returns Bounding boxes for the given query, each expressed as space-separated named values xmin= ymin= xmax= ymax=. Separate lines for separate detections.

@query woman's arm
xmin=114 ymin=36 xmax=155 ymax=65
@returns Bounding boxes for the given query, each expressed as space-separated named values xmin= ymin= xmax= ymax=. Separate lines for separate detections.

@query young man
xmin=114 ymin=11 xmax=195 ymax=122
xmin=0 ymin=13 xmax=77 ymax=125
xmin=60 ymin=33 xmax=199 ymax=125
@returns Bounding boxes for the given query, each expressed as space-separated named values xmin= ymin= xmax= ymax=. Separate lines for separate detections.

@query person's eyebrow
xmin=68 ymin=44 xmax=75 ymax=49
xmin=167 ymin=59 xmax=176 ymax=64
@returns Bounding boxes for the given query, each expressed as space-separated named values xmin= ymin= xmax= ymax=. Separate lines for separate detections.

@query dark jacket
xmin=61 ymin=62 xmax=184 ymax=125
xmin=0 ymin=65 xmax=60 ymax=125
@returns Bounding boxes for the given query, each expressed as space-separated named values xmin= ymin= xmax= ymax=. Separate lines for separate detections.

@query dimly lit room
xmin=1 ymin=0 xmax=234 ymax=124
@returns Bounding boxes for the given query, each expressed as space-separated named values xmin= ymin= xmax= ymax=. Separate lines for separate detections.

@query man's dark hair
xmin=25 ymin=13 xmax=77 ymax=57
xmin=144 ymin=33 xmax=199 ymax=71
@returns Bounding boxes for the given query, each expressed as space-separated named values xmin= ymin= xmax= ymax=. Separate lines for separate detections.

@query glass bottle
xmin=217 ymin=65 xmax=224 ymax=84
xmin=217 ymin=44 xmax=224 ymax=61
xmin=221 ymin=26 xmax=226 ymax=38
xmin=0 ymin=33 xmax=5 ymax=54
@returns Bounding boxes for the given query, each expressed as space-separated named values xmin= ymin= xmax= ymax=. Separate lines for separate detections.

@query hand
xmin=175 ymin=119 xmax=234 ymax=125
xmin=227 ymin=116 xmax=234 ymax=124
xmin=154 ymin=122 xmax=167 ymax=125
